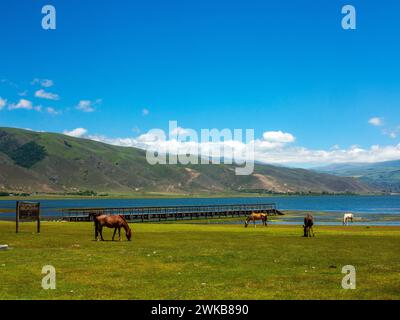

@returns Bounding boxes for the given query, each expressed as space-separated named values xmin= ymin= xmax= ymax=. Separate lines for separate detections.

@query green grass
xmin=0 ymin=221 xmax=399 ymax=300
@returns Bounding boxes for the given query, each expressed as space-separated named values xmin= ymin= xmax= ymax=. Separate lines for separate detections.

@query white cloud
xmin=35 ymin=89 xmax=60 ymax=100
xmin=24 ymin=128 xmax=45 ymax=133
xmin=257 ymin=130 xmax=296 ymax=149
xmin=170 ymin=126 xmax=193 ymax=136
xmin=8 ymin=99 xmax=33 ymax=110
xmin=369 ymin=117 xmax=384 ymax=126
xmin=54 ymin=125 xmax=400 ymax=167
xmin=46 ymin=107 xmax=61 ymax=115
xmin=41 ymin=79 xmax=54 ymax=87
xmin=251 ymin=144 xmax=400 ymax=165
xmin=142 ymin=108 xmax=149 ymax=116
xmin=0 ymin=97 xmax=6 ymax=110
xmin=63 ymin=128 xmax=88 ymax=138
xmin=263 ymin=131 xmax=295 ymax=143
xmin=31 ymin=78 xmax=54 ymax=87
xmin=76 ymin=99 xmax=102 ymax=112
xmin=85 ymin=130 xmax=400 ymax=166
xmin=382 ymin=126 xmax=400 ymax=139
xmin=7 ymin=99 xmax=42 ymax=112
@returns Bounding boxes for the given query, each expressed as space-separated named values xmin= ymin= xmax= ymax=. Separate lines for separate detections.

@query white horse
xmin=343 ymin=213 xmax=354 ymax=226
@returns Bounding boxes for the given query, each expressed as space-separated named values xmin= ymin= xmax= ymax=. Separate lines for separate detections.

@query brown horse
xmin=92 ymin=213 xmax=132 ymax=241
xmin=303 ymin=213 xmax=315 ymax=237
xmin=244 ymin=212 xmax=267 ymax=228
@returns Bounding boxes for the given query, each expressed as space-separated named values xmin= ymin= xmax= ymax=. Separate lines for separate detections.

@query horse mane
xmin=119 ymin=215 xmax=130 ymax=228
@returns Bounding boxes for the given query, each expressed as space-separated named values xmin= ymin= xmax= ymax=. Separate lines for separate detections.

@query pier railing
xmin=61 ymin=203 xmax=284 ymax=222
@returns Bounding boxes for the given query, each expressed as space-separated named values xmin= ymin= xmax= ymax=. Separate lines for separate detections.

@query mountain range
xmin=314 ymin=160 xmax=400 ymax=192
xmin=0 ymin=127 xmax=377 ymax=195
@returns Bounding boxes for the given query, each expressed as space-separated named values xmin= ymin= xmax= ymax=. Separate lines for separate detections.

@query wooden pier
xmin=61 ymin=203 xmax=284 ymax=222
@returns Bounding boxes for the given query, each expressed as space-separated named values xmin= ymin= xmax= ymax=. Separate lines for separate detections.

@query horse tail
xmin=92 ymin=213 xmax=99 ymax=239
xmin=91 ymin=212 xmax=98 ymax=225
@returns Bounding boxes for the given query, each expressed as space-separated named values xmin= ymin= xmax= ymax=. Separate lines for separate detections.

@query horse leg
xmin=311 ymin=226 xmax=315 ymax=237
xmin=94 ymin=222 xmax=99 ymax=241
xmin=99 ymin=226 xmax=105 ymax=241
xmin=112 ymin=228 xmax=117 ymax=241
xmin=254 ymin=219 xmax=256 ymax=228
xmin=118 ymin=227 xmax=121 ymax=241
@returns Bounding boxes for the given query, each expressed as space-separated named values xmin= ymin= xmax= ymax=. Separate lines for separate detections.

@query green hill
xmin=0 ymin=127 xmax=376 ymax=195
xmin=314 ymin=161 xmax=400 ymax=192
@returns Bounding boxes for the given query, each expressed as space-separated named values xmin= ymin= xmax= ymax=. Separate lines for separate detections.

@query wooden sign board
xmin=16 ymin=201 xmax=40 ymax=233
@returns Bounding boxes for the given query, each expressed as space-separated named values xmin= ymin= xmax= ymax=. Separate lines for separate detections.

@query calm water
xmin=1 ymin=195 xmax=400 ymax=226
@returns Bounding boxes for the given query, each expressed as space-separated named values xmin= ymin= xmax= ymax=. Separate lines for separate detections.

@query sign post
xmin=16 ymin=201 xmax=40 ymax=233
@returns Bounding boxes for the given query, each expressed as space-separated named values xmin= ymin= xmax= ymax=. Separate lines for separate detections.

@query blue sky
xmin=1 ymin=0 xmax=400 ymax=166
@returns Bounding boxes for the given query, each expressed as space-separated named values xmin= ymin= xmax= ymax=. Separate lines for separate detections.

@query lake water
xmin=1 ymin=195 xmax=400 ymax=226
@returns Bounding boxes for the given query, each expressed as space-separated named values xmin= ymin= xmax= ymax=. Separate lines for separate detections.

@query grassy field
xmin=0 ymin=221 xmax=399 ymax=300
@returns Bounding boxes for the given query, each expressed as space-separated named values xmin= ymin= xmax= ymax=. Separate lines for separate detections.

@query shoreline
xmin=0 ymin=193 xmax=393 ymax=201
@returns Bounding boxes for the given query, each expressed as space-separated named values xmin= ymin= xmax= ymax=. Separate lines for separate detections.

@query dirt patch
xmin=253 ymin=174 xmax=288 ymax=193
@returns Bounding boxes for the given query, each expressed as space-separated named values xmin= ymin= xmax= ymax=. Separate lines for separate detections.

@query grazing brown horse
xmin=91 ymin=213 xmax=132 ymax=241
xmin=303 ymin=213 xmax=315 ymax=237
xmin=244 ymin=212 xmax=267 ymax=228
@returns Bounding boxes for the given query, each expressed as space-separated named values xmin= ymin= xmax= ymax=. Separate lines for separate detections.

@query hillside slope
xmin=0 ymin=127 xmax=376 ymax=194
xmin=314 ymin=161 xmax=400 ymax=192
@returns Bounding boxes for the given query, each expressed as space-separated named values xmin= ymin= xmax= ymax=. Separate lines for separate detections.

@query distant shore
xmin=0 ymin=192 xmax=388 ymax=201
